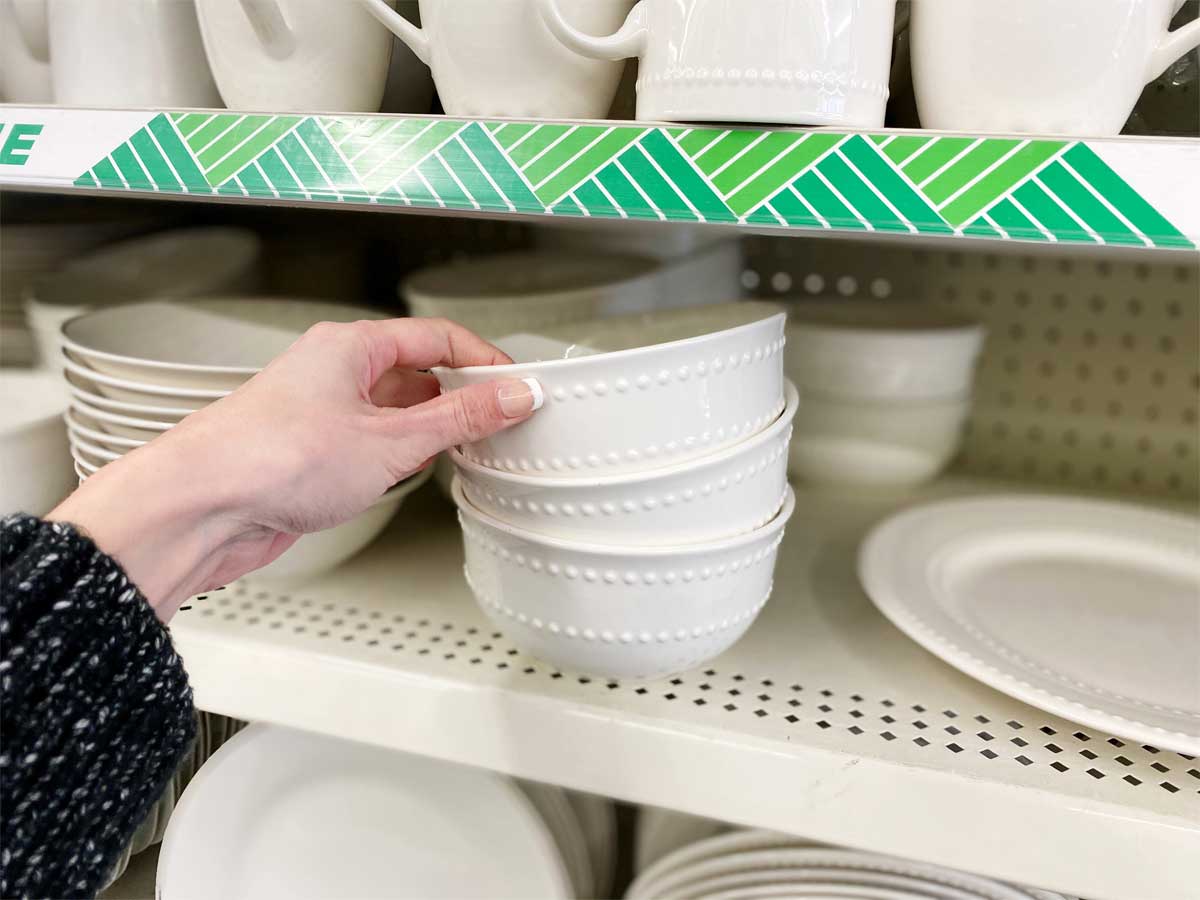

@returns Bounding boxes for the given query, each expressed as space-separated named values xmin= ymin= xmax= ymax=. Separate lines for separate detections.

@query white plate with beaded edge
xmin=859 ymin=495 xmax=1200 ymax=755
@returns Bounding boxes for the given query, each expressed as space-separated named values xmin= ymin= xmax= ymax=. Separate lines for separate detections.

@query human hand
xmin=48 ymin=317 xmax=542 ymax=620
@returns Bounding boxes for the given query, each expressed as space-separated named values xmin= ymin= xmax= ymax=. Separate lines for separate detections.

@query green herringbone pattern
xmin=73 ymin=114 xmax=1192 ymax=249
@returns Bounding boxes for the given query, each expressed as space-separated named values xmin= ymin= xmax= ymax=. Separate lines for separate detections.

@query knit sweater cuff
xmin=1 ymin=514 xmax=196 ymax=899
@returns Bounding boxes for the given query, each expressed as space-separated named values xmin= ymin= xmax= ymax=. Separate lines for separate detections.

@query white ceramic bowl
xmin=435 ymin=303 xmax=787 ymax=480
xmin=62 ymin=298 xmax=387 ymax=392
xmin=254 ymin=466 xmax=434 ymax=582
xmin=784 ymin=301 xmax=984 ymax=401
xmin=455 ymin=478 xmax=795 ymax=679
xmin=64 ymin=407 xmax=149 ymax=451
xmin=454 ymin=381 xmax=796 ymax=546
xmin=69 ymin=434 xmax=122 ymax=468
xmin=403 ymin=251 xmax=661 ymax=338
xmin=67 ymin=398 xmax=174 ymax=441
xmin=63 ymin=371 xmax=199 ymax=421
xmin=788 ymin=391 xmax=971 ymax=486
xmin=0 ymin=371 xmax=75 ymax=515
xmin=61 ymin=356 xmax=229 ymax=410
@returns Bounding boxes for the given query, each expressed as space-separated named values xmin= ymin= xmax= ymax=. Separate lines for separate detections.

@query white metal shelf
xmin=171 ymin=476 xmax=1200 ymax=900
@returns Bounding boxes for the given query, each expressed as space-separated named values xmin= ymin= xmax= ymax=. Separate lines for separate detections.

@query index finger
xmin=354 ymin=317 xmax=514 ymax=383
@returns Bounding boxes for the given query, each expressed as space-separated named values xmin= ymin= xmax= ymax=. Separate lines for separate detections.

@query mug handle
xmin=359 ymin=0 xmax=430 ymax=66
xmin=537 ymin=0 xmax=647 ymax=61
xmin=238 ymin=0 xmax=297 ymax=60
xmin=10 ymin=0 xmax=50 ymax=61
xmin=1147 ymin=15 xmax=1200 ymax=81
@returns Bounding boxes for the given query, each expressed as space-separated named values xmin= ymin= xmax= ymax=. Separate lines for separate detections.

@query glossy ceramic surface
xmin=361 ymin=0 xmax=633 ymax=117
xmin=61 ymin=355 xmax=229 ymax=407
xmin=434 ymin=303 xmax=787 ymax=479
xmin=0 ymin=371 xmax=73 ymax=516
xmin=453 ymin=381 xmax=796 ymax=546
xmin=48 ymin=0 xmax=221 ymax=106
xmin=540 ymin=0 xmax=898 ymax=126
xmin=196 ymin=0 xmax=395 ymax=112
xmin=0 ymin=0 xmax=53 ymax=101
xmin=911 ymin=0 xmax=1200 ymax=134
xmin=860 ymin=495 xmax=1200 ymax=755
xmin=456 ymin=478 xmax=794 ymax=679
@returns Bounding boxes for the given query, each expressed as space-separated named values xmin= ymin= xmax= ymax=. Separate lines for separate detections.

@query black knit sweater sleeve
xmin=0 ymin=514 xmax=196 ymax=900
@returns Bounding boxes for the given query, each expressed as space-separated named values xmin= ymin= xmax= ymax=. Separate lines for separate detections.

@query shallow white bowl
xmin=65 ymin=407 xmax=149 ymax=451
xmin=64 ymin=371 xmax=198 ymax=421
xmin=68 ymin=399 xmax=174 ymax=441
xmin=62 ymin=298 xmax=386 ymax=392
xmin=69 ymin=434 xmax=122 ymax=468
xmin=0 ymin=372 xmax=75 ymax=515
xmin=255 ymin=466 xmax=434 ymax=582
xmin=788 ymin=391 xmax=972 ymax=486
xmin=454 ymin=381 xmax=797 ymax=546
xmin=403 ymin=251 xmax=661 ymax=338
xmin=785 ymin=301 xmax=984 ymax=401
xmin=435 ymin=303 xmax=787 ymax=480
xmin=62 ymin=355 xmax=229 ymax=410
xmin=455 ymin=478 xmax=795 ymax=679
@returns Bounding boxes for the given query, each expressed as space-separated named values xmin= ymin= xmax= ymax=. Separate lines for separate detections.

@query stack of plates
xmin=26 ymin=227 xmax=262 ymax=368
xmin=437 ymin=302 xmax=797 ymax=679
xmin=627 ymin=830 xmax=1074 ymax=900
xmin=60 ymin=297 xmax=428 ymax=581
xmin=158 ymin=724 xmax=617 ymax=900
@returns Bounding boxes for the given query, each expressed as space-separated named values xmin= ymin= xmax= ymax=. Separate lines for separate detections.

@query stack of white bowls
xmin=26 ymin=226 xmax=262 ymax=369
xmin=784 ymin=301 xmax=986 ymax=487
xmin=59 ymin=298 xmax=429 ymax=581
xmin=436 ymin=302 xmax=798 ymax=680
xmin=627 ymin=829 xmax=1074 ymax=900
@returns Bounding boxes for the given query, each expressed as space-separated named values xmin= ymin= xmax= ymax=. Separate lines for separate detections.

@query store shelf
xmin=1 ymin=106 xmax=1198 ymax=250
xmin=171 ymin=476 xmax=1199 ymax=900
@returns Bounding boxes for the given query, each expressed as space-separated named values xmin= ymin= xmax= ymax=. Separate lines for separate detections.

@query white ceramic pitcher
xmin=538 ymin=0 xmax=899 ymax=127
xmin=196 ymin=0 xmax=396 ymax=112
xmin=911 ymin=0 xmax=1200 ymax=135
xmin=358 ymin=0 xmax=633 ymax=118
xmin=48 ymin=0 xmax=222 ymax=107
xmin=0 ymin=0 xmax=52 ymax=102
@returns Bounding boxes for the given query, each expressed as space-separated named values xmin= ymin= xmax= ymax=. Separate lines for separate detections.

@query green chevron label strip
xmin=1 ymin=108 xmax=1191 ymax=249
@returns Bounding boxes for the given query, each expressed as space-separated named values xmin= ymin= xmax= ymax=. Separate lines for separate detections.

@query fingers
xmin=349 ymin=317 xmax=515 ymax=385
xmin=387 ymin=378 xmax=543 ymax=464
xmin=369 ymin=369 xmax=441 ymax=408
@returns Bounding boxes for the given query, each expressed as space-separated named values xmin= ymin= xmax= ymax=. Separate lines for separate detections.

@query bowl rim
xmin=62 ymin=354 xmax=232 ymax=400
xmin=69 ymin=434 xmax=122 ymax=462
xmin=64 ymin=371 xmax=199 ymax=417
xmin=65 ymin=409 xmax=147 ymax=448
xmin=785 ymin=300 xmax=985 ymax=342
xmin=68 ymin=397 xmax=176 ymax=431
xmin=451 ymin=380 xmax=798 ymax=489
xmin=434 ymin=304 xmax=786 ymax=379
xmin=454 ymin=477 xmax=795 ymax=557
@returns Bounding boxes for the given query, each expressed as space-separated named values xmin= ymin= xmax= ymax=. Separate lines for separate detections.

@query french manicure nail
xmin=497 ymin=377 xmax=544 ymax=418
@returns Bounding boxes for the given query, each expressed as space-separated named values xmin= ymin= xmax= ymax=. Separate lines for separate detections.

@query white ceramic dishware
xmin=455 ymin=478 xmax=795 ymax=679
xmin=196 ymin=0 xmax=395 ymax=112
xmin=253 ymin=466 xmax=434 ymax=581
xmin=0 ymin=371 xmax=74 ymax=515
xmin=860 ymin=495 xmax=1200 ymax=755
xmin=565 ymin=792 xmax=619 ymax=900
xmin=520 ymin=783 xmax=595 ymax=898
xmin=359 ymin=0 xmax=633 ymax=118
xmin=788 ymin=391 xmax=970 ymax=486
xmin=453 ymin=380 xmax=796 ymax=546
xmin=402 ymin=251 xmax=660 ymax=338
xmin=60 ymin=356 xmax=229 ymax=409
xmin=434 ymin=303 xmax=787 ymax=479
xmin=47 ymin=0 xmax=222 ymax=107
xmin=539 ymin=0 xmax=899 ymax=127
xmin=67 ymin=399 xmax=174 ymax=441
xmin=69 ymin=435 xmax=121 ymax=468
xmin=63 ymin=373 xmax=196 ymax=422
xmin=64 ymin=408 xmax=147 ymax=451
xmin=784 ymin=301 xmax=985 ymax=401
xmin=27 ymin=227 xmax=261 ymax=365
xmin=62 ymin=299 xmax=386 ymax=392
xmin=910 ymin=0 xmax=1200 ymax=135
xmin=0 ymin=0 xmax=52 ymax=102
xmin=380 ymin=3 xmax=436 ymax=113
xmin=157 ymin=724 xmax=572 ymax=899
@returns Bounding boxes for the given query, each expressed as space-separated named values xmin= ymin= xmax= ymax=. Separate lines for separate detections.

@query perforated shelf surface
xmin=171 ymin=476 xmax=1199 ymax=900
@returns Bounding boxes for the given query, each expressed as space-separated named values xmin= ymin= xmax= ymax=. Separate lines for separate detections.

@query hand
xmin=48 ymin=317 xmax=541 ymax=620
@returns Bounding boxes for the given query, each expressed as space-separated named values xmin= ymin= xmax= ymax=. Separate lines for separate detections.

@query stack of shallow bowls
xmin=60 ymin=298 xmax=430 ymax=581
xmin=26 ymin=226 xmax=262 ymax=368
xmin=436 ymin=302 xmax=798 ymax=680
xmin=784 ymin=301 xmax=986 ymax=486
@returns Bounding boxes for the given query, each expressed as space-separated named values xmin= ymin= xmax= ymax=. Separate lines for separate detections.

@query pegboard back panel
xmin=743 ymin=238 xmax=1200 ymax=501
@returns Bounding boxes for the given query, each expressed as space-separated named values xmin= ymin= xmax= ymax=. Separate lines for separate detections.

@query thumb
xmin=391 ymin=377 xmax=543 ymax=463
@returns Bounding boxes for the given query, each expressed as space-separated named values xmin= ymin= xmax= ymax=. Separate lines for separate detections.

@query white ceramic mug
xmin=911 ymin=0 xmax=1200 ymax=135
xmin=48 ymin=0 xmax=222 ymax=107
xmin=539 ymin=0 xmax=899 ymax=127
xmin=359 ymin=0 xmax=633 ymax=118
xmin=196 ymin=0 xmax=397 ymax=112
xmin=0 ymin=0 xmax=53 ymax=102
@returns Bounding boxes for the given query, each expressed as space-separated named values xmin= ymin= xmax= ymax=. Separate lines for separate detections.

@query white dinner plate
xmin=859 ymin=495 xmax=1200 ymax=755
xmin=158 ymin=724 xmax=571 ymax=899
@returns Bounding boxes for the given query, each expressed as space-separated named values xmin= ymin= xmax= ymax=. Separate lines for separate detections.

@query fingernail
xmin=497 ymin=377 xmax=544 ymax=418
